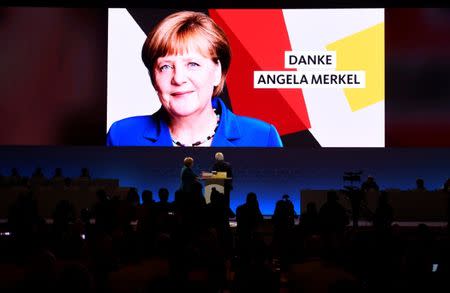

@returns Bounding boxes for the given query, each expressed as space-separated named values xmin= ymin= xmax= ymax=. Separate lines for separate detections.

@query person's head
xmin=183 ymin=156 xmax=194 ymax=167
xmin=246 ymin=192 xmax=258 ymax=205
xmin=33 ymin=167 xmax=43 ymax=176
xmin=158 ymin=187 xmax=170 ymax=202
xmin=210 ymin=187 xmax=221 ymax=204
xmin=445 ymin=178 xmax=450 ymax=192
xmin=81 ymin=167 xmax=90 ymax=177
xmin=127 ymin=188 xmax=140 ymax=205
xmin=54 ymin=167 xmax=62 ymax=176
xmin=142 ymin=11 xmax=231 ymax=118
xmin=11 ymin=167 xmax=19 ymax=176
xmin=214 ymin=152 xmax=224 ymax=161
xmin=416 ymin=178 xmax=425 ymax=189
xmin=142 ymin=189 xmax=153 ymax=204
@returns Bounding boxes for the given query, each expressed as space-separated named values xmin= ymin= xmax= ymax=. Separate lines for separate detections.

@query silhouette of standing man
xmin=211 ymin=152 xmax=233 ymax=209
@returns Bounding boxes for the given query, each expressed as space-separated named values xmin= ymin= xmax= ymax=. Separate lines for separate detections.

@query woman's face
xmin=154 ymin=49 xmax=221 ymax=118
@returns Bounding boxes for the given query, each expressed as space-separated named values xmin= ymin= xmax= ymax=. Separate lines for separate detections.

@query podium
xmin=200 ymin=171 xmax=232 ymax=204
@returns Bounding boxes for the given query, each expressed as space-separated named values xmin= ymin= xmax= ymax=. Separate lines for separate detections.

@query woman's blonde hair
xmin=183 ymin=156 xmax=194 ymax=167
xmin=142 ymin=11 xmax=231 ymax=97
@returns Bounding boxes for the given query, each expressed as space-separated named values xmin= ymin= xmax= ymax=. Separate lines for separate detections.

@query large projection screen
xmin=107 ymin=8 xmax=385 ymax=147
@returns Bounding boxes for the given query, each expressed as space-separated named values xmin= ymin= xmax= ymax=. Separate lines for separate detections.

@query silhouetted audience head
xmin=174 ymin=189 xmax=184 ymax=204
xmin=80 ymin=167 xmax=90 ymax=178
xmin=210 ymin=187 xmax=223 ymax=204
xmin=8 ymin=167 xmax=24 ymax=185
xmin=11 ymin=167 xmax=20 ymax=176
xmin=443 ymin=178 xmax=450 ymax=193
xmin=299 ymin=201 xmax=320 ymax=237
xmin=416 ymin=178 xmax=426 ymax=190
xmin=54 ymin=167 xmax=63 ymax=177
xmin=158 ymin=188 xmax=170 ymax=202
xmin=142 ymin=189 xmax=154 ymax=204
xmin=417 ymin=223 xmax=431 ymax=239
xmin=32 ymin=167 xmax=44 ymax=177
xmin=127 ymin=187 xmax=140 ymax=205
xmin=361 ymin=175 xmax=380 ymax=192
xmin=246 ymin=192 xmax=257 ymax=203
xmin=319 ymin=190 xmax=349 ymax=234
xmin=246 ymin=192 xmax=258 ymax=205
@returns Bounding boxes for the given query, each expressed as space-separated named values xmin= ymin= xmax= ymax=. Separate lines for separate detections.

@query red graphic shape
xmin=209 ymin=9 xmax=311 ymax=135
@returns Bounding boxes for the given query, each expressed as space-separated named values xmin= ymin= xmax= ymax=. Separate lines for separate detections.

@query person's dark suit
xmin=179 ymin=166 xmax=198 ymax=194
xmin=212 ymin=159 xmax=233 ymax=207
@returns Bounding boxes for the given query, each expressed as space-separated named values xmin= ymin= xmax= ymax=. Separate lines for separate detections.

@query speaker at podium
xmin=200 ymin=171 xmax=232 ymax=204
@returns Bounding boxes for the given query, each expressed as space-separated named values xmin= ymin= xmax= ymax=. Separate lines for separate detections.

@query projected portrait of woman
xmin=106 ymin=11 xmax=282 ymax=147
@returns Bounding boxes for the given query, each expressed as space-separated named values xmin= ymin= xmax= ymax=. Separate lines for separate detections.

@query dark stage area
xmin=1 ymin=147 xmax=449 ymax=215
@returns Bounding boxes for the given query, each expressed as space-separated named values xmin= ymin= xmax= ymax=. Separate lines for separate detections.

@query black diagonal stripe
xmin=125 ymin=8 xmax=232 ymax=111
xmin=281 ymin=130 xmax=321 ymax=147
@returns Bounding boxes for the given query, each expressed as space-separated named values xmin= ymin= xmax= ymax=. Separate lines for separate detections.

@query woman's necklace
xmin=171 ymin=109 xmax=220 ymax=147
